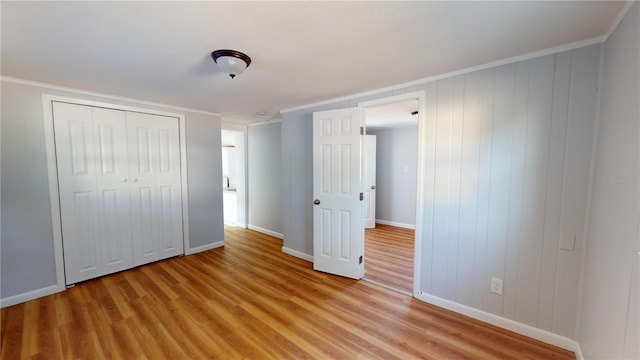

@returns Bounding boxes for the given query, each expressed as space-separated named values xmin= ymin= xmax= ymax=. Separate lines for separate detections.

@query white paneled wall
xmin=420 ymin=45 xmax=601 ymax=338
xmin=281 ymin=44 xmax=602 ymax=342
xmin=579 ymin=3 xmax=639 ymax=358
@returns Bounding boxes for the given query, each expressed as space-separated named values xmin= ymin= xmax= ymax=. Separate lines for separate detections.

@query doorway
xmin=361 ymin=98 xmax=419 ymax=295
xmin=221 ymin=129 xmax=246 ymax=228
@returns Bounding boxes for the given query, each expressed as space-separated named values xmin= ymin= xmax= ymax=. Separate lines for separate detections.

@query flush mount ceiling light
xmin=211 ymin=49 xmax=251 ymax=79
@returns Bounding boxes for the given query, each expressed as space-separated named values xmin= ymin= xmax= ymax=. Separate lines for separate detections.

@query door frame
xmin=42 ymin=94 xmax=191 ymax=292
xmin=363 ymin=134 xmax=377 ymax=229
xmin=358 ymin=91 xmax=426 ymax=297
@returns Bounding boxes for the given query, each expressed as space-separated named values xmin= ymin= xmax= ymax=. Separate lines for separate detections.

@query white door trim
xmin=363 ymin=135 xmax=377 ymax=229
xmin=358 ymin=91 xmax=426 ymax=298
xmin=42 ymin=94 xmax=191 ymax=291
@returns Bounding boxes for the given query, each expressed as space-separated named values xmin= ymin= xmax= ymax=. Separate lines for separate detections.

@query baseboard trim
xmin=375 ymin=219 xmax=415 ymax=229
xmin=248 ymin=225 xmax=283 ymax=239
xmin=415 ymin=292 xmax=582 ymax=355
xmin=1 ymin=284 xmax=62 ymax=308
xmin=282 ymin=247 xmax=313 ymax=262
xmin=186 ymin=241 xmax=224 ymax=255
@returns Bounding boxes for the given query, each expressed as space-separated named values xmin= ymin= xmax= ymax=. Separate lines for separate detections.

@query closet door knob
xmin=371 ymin=185 xmax=376 ymax=190
xmin=313 ymin=199 xmax=321 ymax=205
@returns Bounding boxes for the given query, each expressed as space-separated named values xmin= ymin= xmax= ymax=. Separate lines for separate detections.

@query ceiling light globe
xmin=216 ymin=56 xmax=247 ymax=78
xmin=211 ymin=49 xmax=252 ymax=79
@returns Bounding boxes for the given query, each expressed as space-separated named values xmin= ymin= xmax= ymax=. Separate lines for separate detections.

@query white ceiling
xmin=1 ymin=1 xmax=627 ymax=123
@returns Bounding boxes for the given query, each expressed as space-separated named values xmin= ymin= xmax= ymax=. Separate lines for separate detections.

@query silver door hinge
xmin=360 ymin=127 xmax=364 ymax=135
xmin=359 ymin=255 xmax=363 ymax=264
xmin=359 ymin=192 xmax=363 ymax=201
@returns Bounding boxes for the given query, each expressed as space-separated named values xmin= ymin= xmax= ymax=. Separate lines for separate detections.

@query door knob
xmin=371 ymin=185 xmax=376 ymax=190
xmin=123 ymin=178 xmax=128 ymax=182
xmin=313 ymin=199 xmax=321 ymax=205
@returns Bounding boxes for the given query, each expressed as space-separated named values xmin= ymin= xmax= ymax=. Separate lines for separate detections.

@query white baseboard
xmin=415 ymin=292 xmax=582 ymax=355
xmin=248 ymin=224 xmax=283 ymax=239
xmin=186 ymin=241 xmax=224 ymax=255
xmin=282 ymin=246 xmax=313 ymax=262
xmin=375 ymin=219 xmax=415 ymax=229
xmin=1 ymin=284 xmax=62 ymax=308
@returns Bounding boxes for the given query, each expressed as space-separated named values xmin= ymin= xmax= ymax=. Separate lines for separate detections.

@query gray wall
xmin=282 ymin=115 xmax=314 ymax=255
xmin=578 ymin=4 xmax=639 ymax=359
xmin=185 ymin=113 xmax=225 ymax=248
xmin=248 ymin=122 xmax=283 ymax=234
xmin=281 ymin=44 xmax=601 ymax=340
xmin=1 ymin=80 xmax=224 ymax=300
xmin=367 ymin=127 xmax=418 ymax=226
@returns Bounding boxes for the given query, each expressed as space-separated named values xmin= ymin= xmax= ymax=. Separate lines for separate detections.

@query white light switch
xmin=560 ymin=234 xmax=576 ymax=251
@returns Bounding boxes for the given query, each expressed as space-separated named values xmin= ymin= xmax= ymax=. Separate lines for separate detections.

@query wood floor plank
xmin=1 ymin=226 xmax=575 ymax=359
xmin=365 ymin=224 xmax=414 ymax=292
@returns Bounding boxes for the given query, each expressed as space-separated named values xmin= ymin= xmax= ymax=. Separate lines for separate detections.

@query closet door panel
xmin=155 ymin=119 xmax=183 ymax=257
xmin=53 ymin=102 xmax=101 ymax=284
xmin=127 ymin=112 xmax=183 ymax=266
xmin=92 ymin=107 xmax=134 ymax=274
xmin=128 ymin=115 xmax=161 ymax=265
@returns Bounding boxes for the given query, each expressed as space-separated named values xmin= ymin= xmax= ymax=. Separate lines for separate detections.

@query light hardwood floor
xmin=364 ymin=224 xmax=414 ymax=293
xmin=1 ymin=227 xmax=575 ymax=359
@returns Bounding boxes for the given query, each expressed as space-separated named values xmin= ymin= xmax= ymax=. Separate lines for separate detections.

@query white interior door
xmin=312 ymin=107 xmax=364 ymax=279
xmin=54 ymin=102 xmax=133 ymax=284
xmin=363 ymin=135 xmax=377 ymax=229
xmin=127 ymin=112 xmax=184 ymax=266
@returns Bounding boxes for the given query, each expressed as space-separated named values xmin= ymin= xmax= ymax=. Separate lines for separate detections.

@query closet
xmin=53 ymin=101 xmax=184 ymax=285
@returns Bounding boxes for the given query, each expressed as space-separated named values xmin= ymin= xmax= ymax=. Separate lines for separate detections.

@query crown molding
xmin=0 ymin=76 xmax=221 ymax=117
xmin=604 ymin=1 xmax=635 ymax=41
xmin=281 ymin=36 xmax=605 ymax=114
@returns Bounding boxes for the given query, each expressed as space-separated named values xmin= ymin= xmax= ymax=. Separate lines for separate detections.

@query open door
xmin=363 ymin=135 xmax=377 ymax=228
xmin=312 ymin=107 xmax=364 ymax=279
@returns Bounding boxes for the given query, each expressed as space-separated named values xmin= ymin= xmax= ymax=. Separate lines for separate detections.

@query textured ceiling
xmin=1 ymin=1 xmax=627 ymax=122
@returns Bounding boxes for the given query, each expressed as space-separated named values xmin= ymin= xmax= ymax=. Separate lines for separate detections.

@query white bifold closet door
xmin=53 ymin=102 xmax=183 ymax=285
xmin=126 ymin=111 xmax=183 ymax=266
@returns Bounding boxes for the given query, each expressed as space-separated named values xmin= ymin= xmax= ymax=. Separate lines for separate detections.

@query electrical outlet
xmin=559 ymin=233 xmax=576 ymax=251
xmin=491 ymin=277 xmax=503 ymax=295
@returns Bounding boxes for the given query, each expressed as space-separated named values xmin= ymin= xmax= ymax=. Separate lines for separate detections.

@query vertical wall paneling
xmin=555 ymin=45 xmax=601 ymax=338
xmin=471 ymin=68 xmax=494 ymax=310
xmin=578 ymin=5 xmax=638 ymax=357
xmin=280 ymin=44 xmax=602 ymax=342
xmin=445 ymin=76 xmax=465 ymax=301
xmin=514 ymin=55 xmax=555 ymax=326
xmin=455 ymin=70 xmax=483 ymax=306
xmin=484 ymin=64 xmax=516 ymax=315
xmin=431 ymin=78 xmax=454 ymax=298
xmin=502 ymin=61 xmax=530 ymax=319
xmin=536 ymin=51 xmax=572 ymax=333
